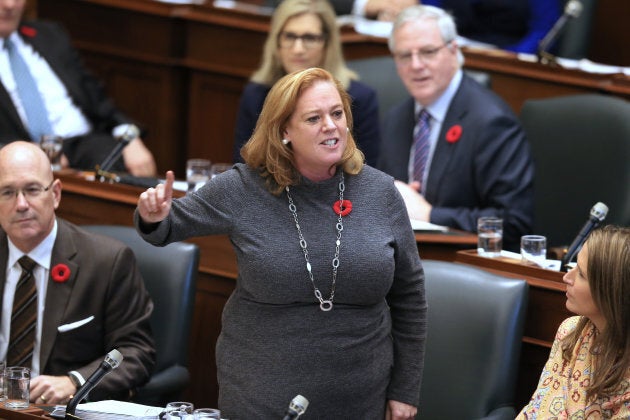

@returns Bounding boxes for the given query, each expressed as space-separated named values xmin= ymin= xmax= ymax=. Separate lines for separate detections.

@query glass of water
xmin=186 ymin=159 xmax=211 ymax=192
xmin=521 ymin=235 xmax=547 ymax=267
xmin=5 ymin=366 xmax=30 ymax=409
xmin=39 ymin=135 xmax=64 ymax=171
xmin=477 ymin=217 xmax=503 ymax=257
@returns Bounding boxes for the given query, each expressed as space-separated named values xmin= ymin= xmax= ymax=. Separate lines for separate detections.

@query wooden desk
xmin=37 ymin=0 xmax=630 ymax=175
xmin=0 ymin=406 xmax=47 ymax=420
xmin=54 ymin=171 xmax=474 ymax=407
xmin=455 ymin=250 xmax=573 ymax=408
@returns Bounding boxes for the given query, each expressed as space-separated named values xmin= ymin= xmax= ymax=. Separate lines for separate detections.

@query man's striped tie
xmin=413 ymin=109 xmax=432 ymax=189
xmin=7 ymin=256 xmax=38 ymax=367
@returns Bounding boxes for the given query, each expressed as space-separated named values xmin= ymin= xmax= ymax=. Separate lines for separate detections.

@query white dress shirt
xmin=0 ymin=33 xmax=91 ymax=139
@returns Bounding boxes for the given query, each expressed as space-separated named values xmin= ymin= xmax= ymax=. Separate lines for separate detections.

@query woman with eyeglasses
xmin=518 ymin=225 xmax=630 ymax=419
xmin=232 ymin=0 xmax=381 ymax=167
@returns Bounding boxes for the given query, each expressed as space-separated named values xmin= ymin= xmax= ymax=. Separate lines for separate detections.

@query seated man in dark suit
xmin=0 ymin=141 xmax=155 ymax=404
xmin=0 ymin=0 xmax=156 ymax=176
xmin=378 ymin=5 xmax=534 ymax=251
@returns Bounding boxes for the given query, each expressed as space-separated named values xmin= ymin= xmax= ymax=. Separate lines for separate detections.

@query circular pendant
xmin=320 ymin=300 xmax=333 ymax=311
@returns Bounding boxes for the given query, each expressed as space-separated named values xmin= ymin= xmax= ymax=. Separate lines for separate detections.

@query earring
xmin=346 ymin=128 xmax=350 ymax=133
xmin=282 ymin=138 xmax=290 ymax=145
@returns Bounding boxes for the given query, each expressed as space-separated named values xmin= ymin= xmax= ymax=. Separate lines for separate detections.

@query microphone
xmin=560 ymin=201 xmax=608 ymax=271
xmin=537 ymin=0 xmax=583 ymax=64
xmin=281 ymin=394 xmax=309 ymax=420
xmin=65 ymin=349 xmax=124 ymax=419
xmin=97 ymin=124 xmax=140 ymax=175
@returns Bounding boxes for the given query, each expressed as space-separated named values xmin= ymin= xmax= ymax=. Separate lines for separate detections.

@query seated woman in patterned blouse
xmin=518 ymin=225 xmax=630 ymax=419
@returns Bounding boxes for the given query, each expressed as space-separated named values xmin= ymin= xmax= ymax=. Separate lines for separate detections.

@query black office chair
xmin=418 ymin=260 xmax=528 ymax=420
xmin=346 ymin=55 xmax=491 ymax=122
xmin=82 ymin=225 xmax=200 ymax=406
xmin=520 ymin=93 xmax=630 ymax=248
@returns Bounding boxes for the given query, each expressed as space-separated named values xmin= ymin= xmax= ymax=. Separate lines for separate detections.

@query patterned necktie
xmin=7 ymin=256 xmax=38 ymax=367
xmin=5 ymin=39 xmax=53 ymax=142
xmin=413 ymin=109 xmax=432 ymax=186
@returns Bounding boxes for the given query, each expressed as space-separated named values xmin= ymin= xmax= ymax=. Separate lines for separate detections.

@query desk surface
xmin=0 ymin=406 xmax=47 ymax=420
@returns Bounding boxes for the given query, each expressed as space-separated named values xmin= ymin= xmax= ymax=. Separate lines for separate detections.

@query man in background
xmin=0 ymin=141 xmax=155 ymax=404
xmin=0 ymin=0 xmax=156 ymax=176
xmin=378 ymin=5 xmax=534 ymax=250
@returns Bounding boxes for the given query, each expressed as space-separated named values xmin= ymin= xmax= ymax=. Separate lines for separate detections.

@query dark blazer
xmin=232 ymin=80 xmax=381 ymax=166
xmin=0 ymin=21 xmax=136 ymax=171
xmin=378 ymin=74 xmax=534 ymax=250
xmin=0 ymin=219 xmax=155 ymax=401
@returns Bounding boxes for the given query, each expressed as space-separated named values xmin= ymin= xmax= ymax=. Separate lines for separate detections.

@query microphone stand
xmin=96 ymin=124 xmax=139 ymax=183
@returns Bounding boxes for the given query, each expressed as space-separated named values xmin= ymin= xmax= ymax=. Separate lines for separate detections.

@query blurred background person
xmin=0 ymin=141 xmax=155 ymax=404
xmin=137 ymin=68 xmax=425 ymax=419
xmin=377 ymin=5 xmax=534 ymax=251
xmin=0 ymin=0 xmax=157 ymax=176
xmin=326 ymin=0 xmax=561 ymax=54
xmin=518 ymin=225 xmax=630 ymax=418
xmin=233 ymin=0 xmax=381 ymax=167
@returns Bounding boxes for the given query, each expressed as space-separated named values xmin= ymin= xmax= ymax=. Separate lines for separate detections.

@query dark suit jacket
xmin=0 ymin=20 xmax=137 ymax=171
xmin=0 ymin=219 xmax=155 ymax=401
xmin=378 ymin=75 xmax=534 ymax=250
xmin=233 ymin=80 xmax=381 ymax=166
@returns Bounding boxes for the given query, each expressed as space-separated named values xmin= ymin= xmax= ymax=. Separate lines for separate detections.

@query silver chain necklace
xmin=286 ymin=172 xmax=345 ymax=312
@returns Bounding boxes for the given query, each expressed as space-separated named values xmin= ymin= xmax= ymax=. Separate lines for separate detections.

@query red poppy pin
xmin=19 ymin=26 xmax=37 ymax=38
xmin=445 ymin=125 xmax=462 ymax=143
xmin=51 ymin=264 xmax=71 ymax=283
xmin=333 ymin=200 xmax=352 ymax=217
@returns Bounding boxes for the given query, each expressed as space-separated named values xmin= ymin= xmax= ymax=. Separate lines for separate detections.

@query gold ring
xmin=40 ymin=396 xmax=47 ymax=402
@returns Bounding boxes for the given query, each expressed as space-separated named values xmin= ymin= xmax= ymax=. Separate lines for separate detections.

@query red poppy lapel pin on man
xmin=445 ymin=125 xmax=463 ymax=143
xmin=51 ymin=263 xmax=71 ymax=283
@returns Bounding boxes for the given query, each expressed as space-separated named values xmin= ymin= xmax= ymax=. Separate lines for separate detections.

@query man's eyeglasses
xmin=0 ymin=180 xmax=55 ymax=202
xmin=279 ymin=32 xmax=326 ymax=49
xmin=394 ymin=42 xmax=452 ymax=65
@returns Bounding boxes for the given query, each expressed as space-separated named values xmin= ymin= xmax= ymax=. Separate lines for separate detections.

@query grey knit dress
xmin=136 ymin=164 xmax=427 ymax=419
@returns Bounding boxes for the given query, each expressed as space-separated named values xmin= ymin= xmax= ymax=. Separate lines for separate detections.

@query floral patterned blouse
xmin=518 ymin=316 xmax=630 ymax=419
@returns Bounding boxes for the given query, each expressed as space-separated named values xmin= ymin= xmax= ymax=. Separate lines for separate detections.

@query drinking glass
xmin=165 ymin=410 xmax=190 ymax=419
xmin=193 ymin=408 xmax=221 ymax=419
xmin=186 ymin=159 xmax=211 ymax=192
xmin=477 ymin=217 xmax=503 ymax=257
xmin=210 ymin=163 xmax=232 ymax=179
xmin=165 ymin=401 xmax=194 ymax=414
xmin=39 ymin=135 xmax=64 ymax=171
xmin=4 ymin=366 xmax=30 ymax=409
xmin=521 ymin=235 xmax=547 ymax=267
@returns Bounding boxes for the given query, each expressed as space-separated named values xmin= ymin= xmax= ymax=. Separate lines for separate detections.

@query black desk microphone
xmin=64 ymin=349 xmax=124 ymax=419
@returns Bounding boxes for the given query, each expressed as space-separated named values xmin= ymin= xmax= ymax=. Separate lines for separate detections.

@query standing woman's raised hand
xmin=137 ymin=171 xmax=175 ymax=223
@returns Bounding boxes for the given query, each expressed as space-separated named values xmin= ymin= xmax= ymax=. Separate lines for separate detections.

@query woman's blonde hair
xmin=250 ymin=0 xmax=356 ymax=89
xmin=242 ymin=67 xmax=364 ymax=194
xmin=561 ymin=225 xmax=630 ymax=401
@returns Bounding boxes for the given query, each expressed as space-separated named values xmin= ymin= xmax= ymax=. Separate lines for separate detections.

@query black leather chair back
xmin=520 ymin=94 xmax=630 ymax=247
xmin=418 ymin=260 xmax=528 ymax=420
xmin=82 ymin=225 xmax=199 ymax=406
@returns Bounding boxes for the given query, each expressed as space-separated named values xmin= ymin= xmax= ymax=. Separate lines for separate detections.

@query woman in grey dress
xmin=135 ymin=68 xmax=426 ymax=419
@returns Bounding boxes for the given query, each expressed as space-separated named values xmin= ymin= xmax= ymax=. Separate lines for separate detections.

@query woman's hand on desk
xmin=138 ymin=170 xmax=174 ymax=223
